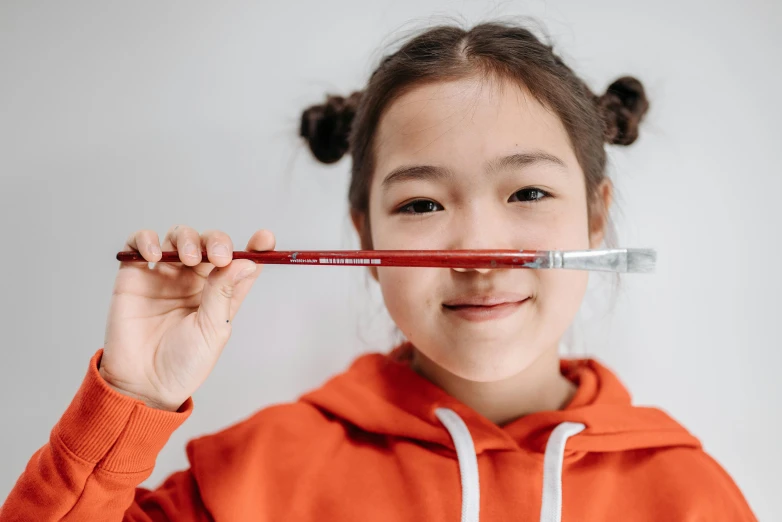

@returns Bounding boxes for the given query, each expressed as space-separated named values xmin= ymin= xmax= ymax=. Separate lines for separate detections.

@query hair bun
xmin=300 ymin=92 xmax=363 ymax=164
xmin=597 ymin=76 xmax=649 ymax=146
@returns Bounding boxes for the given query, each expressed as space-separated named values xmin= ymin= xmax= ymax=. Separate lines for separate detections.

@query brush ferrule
xmin=561 ymin=249 xmax=628 ymax=272
xmin=551 ymin=250 xmax=563 ymax=269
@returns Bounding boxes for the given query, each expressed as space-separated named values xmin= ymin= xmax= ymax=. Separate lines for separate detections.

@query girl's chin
xmin=422 ymin=342 xmax=541 ymax=382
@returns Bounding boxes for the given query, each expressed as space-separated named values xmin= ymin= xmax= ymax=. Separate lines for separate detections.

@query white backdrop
xmin=1 ymin=1 xmax=779 ymax=519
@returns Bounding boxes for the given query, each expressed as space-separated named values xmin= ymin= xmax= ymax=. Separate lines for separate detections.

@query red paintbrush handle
xmin=115 ymin=249 xmax=544 ymax=269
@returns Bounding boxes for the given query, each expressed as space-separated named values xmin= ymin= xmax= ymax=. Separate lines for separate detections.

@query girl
xmin=1 ymin=22 xmax=756 ymax=521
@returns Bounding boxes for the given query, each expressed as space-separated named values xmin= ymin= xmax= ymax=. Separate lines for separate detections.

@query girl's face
xmin=358 ymin=76 xmax=610 ymax=382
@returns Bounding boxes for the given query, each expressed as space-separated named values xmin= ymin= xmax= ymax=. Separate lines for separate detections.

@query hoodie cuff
xmin=52 ymin=349 xmax=193 ymax=473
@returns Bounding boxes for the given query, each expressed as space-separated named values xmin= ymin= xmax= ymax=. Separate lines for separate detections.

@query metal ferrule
xmin=560 ymin=249 xmax=628 ymax=272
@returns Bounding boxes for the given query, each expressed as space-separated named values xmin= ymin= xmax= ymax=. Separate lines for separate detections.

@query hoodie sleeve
xmin=0 ymin=350 xmax=211 ymax=521
xmin=698 ymin=451 xmax=759 ymax=521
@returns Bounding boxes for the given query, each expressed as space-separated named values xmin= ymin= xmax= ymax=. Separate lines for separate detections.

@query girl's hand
xmin=99 ymin=225 xmax=274 ymax=411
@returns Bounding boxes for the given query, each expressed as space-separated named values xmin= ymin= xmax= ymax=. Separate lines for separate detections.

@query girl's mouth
xmin=442 ymin=298 xmax=529 ymax=322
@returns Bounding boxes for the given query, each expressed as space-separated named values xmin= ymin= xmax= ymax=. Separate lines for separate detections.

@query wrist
xmin=97 ymin=365 xmax=180 ymax=412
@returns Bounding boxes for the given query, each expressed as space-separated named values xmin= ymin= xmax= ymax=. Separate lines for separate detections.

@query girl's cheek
xmin=373 ymin=220 xmax=450 ymax=249
xmin=515 ymin=211 xmax=592 ymax=251
xmin=378 ymin=267 xmax=439 ymax=321
xmin=536 ymin=269 xmax=589 ymax=323
xmin=378 ymin=266 xmax=438 ymax=289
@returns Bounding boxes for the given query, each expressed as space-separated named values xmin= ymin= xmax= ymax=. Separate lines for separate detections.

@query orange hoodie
xmin=1 ymin=343 xmax=756 ymax=521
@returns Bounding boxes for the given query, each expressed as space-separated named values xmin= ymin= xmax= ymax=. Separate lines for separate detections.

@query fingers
xmin=128 ymin=225 xmax=270 ymax=277
xmin=159 ymin=225 xmax=237 ymax=268
xmin=246 ymin=229 xmax=276 ymax=252
xmin=123 ymin=229 xmax=162 ymax=264
xmin=162 ymin=225 xmax=202 ymax=266
xmin=200 ymin=229 xmax=234 ymax=268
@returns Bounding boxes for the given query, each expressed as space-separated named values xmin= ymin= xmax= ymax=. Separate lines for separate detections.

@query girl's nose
xmin=449 ymin=213 xmax=509 ymax=274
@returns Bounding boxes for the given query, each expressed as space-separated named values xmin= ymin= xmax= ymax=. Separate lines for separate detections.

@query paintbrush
xmin=116 ymin=248 xmax=656 ymax=273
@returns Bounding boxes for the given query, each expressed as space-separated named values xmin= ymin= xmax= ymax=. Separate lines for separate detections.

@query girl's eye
xmin=509 ymin=188 xmax=550 ymax=203
xmin=398 ymin=199 xmax=444 ymax=214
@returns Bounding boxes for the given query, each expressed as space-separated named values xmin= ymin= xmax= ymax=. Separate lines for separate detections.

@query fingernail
xmin=149 ymin=243 xmax=161 ymax=256
xmin=234 ymin=266 xmax=256 ymax=283
xmin=183 ymin=242 xmax=198 ymax=257
xmin=213 ymin=244 xmax=230 ymax=258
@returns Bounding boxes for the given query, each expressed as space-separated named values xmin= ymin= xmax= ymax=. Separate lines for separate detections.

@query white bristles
xmin=625 ymin=248 xmax=657 ymax=273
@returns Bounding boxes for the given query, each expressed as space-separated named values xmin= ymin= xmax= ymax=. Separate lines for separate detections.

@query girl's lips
xmin=442 ymin=298 xmax=529 ymax=322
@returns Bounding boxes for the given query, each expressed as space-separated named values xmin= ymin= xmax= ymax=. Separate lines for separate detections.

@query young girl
xmin=1 ymin=22 xmax=756 ymax=522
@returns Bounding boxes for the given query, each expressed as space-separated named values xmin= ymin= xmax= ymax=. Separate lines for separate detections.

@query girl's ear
xmin=588 ymin=178 xmax=614 ymax=249
xmin=350 ymin=209 xmax=379 ymax=281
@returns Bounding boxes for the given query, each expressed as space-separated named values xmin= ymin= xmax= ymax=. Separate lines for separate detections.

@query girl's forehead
xmin=373 ymin=76 xmax=575 ymax=171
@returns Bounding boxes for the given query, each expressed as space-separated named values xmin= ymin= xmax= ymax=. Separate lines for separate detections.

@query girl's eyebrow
xmin=487 ymin=151 xmax=567 ymax=173
xmin=381 ymin=151 xmax=567 ymax=191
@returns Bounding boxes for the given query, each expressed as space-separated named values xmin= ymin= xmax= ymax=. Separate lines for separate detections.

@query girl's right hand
xmin=99 ymin=225 xmax=275 ymax=411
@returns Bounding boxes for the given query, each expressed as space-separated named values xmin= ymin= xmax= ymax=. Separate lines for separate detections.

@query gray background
xmin=1 ymin=0 xmax=779 ymax=519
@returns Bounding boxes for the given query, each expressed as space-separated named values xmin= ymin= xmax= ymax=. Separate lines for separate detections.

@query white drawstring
xmin=435 ymin=407 xmax=585 ymax=522
xmin=539 ymin=422 xmax=585 ymax=522
xmin=435 ymin=408 xmax=480 ymax=522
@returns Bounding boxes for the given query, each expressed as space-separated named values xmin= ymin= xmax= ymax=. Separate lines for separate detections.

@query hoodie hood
xmin=300 ymin=342 xmax=701 ymax=522
xmin=300 ymin=341 xmax=701 ymax=456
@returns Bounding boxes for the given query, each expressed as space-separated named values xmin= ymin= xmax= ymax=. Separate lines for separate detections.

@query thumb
xmin=197 ymin=260 xmax=258 ymax=334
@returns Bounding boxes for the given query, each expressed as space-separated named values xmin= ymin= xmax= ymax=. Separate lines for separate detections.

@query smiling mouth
xmin=442 ymin=297 xmax=529 ymax=322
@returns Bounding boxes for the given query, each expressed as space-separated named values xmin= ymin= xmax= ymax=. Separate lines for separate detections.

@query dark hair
xmin=300 ymin=22 xmax=649 ymax=247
